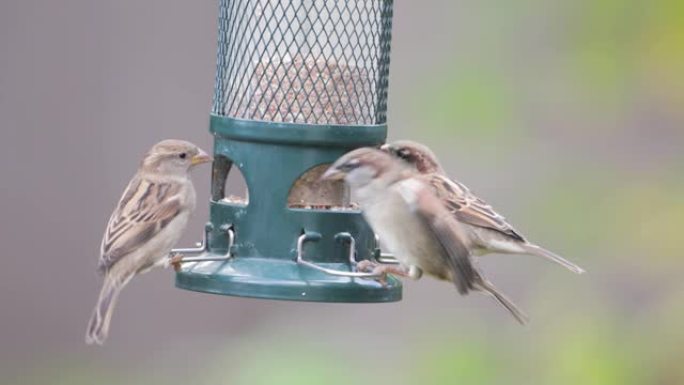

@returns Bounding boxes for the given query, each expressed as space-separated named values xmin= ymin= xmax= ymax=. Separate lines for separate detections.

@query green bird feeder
xmin=173 ymin=0 xmax=401 ymax=302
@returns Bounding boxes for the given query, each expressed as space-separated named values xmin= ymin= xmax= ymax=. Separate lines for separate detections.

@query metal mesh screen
xmin=211 ymin=0 xmax=394 ymax=125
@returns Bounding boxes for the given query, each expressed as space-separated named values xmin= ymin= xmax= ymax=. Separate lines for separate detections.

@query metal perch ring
xmin=172 ymin=226 xmax=234 ymax=264
xmin=296 ymin=231 xmax=386 ymax=279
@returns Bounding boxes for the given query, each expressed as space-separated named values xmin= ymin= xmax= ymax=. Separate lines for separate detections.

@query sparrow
xmin=322 ymin=148 xmax=528 ymax=324
xmin=85 ymin=139 xmax=211 ymax=345
xmin=381 ymin=140 xmax=584 ymax=274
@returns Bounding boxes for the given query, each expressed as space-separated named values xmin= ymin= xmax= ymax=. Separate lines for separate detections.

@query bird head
xmin=141 ymin=139 xmax=212 ymax=176
xmin=380 ymin=140 xmax=444 ymax=174
xmin=321 ymin=147 xmax=406 ymax=188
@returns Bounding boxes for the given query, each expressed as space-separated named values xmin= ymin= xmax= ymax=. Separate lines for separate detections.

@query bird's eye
xmin=397 ymin=149 xmax=411 ymax=160
xmin=340 ymin=160 xmax=361 ymax=171
xmin=179 ymin=153 xmax=187 ymax=159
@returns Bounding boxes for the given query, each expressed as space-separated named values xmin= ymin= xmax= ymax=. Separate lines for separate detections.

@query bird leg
xmin=356 ymin=260 xmax=421 ymax=286
xmin=167 ymin=253 xmax=185 ymax=272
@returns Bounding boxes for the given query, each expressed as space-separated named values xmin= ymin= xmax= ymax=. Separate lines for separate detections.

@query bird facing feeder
xmin=173 ymin=0 xmax=401 ymax=302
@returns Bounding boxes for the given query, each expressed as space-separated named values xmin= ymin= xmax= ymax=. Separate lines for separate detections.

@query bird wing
xmin=429 ymin=174 xmax=526 ymax=242
xmin=98 ymin=175 xmax=183 ymax=273
xmin=396 ymin=178 xmax=478 ymax=294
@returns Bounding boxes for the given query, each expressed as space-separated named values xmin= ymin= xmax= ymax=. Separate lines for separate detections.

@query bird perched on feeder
xmin=381 ymin=140 xmax=584 ymax=274
xmin=85 ymin=139 xmax=212 ymax=345
xmin=322 ymin=148 xmax=528 ymax=324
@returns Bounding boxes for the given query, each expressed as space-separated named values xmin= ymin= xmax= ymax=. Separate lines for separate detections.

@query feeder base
xmin=175 ymin=257 xmax=402 ymax=303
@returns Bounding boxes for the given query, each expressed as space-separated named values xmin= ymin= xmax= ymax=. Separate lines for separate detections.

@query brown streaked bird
xmin=381 ymin=140 xmax=584 ymax=274
xmin=85 ymin=139 xmax=211 ymax=345
xmin=322 ymin=148 xmax=528 ymax=324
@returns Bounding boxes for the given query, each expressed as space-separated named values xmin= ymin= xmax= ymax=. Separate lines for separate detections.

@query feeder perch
xmin=174 ymin=0 xmax=401 ymax=302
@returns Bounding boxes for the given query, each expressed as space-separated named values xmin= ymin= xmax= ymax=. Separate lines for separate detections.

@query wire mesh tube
xmin=174 ymin=0 xmax=402 ymax=302
xmin=212 ymin=0 xmax=394 ymax=125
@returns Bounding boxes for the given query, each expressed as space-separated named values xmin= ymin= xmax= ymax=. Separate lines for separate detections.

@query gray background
xmin=1 ymin=1 xmax=682 ymax=384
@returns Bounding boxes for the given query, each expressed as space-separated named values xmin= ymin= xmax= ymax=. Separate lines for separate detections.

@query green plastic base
xmin=172 ymin=116 xmax=402 ymax=303
xmin=175 ymin=257 xmax=402 ymax=303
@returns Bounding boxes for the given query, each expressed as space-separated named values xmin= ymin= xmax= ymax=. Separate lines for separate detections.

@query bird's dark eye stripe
xmin=340 ymin=161 xmax=361 ymax=171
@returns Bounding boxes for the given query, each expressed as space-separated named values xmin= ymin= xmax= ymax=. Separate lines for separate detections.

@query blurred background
xmin=1 ymin=0 xmax=682 ymax=384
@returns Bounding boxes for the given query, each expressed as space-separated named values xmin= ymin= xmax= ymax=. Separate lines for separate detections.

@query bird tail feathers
xmin=478 ymin=280 xmax=529 ymax=325
xmin=522 ymin=244 xmax=585 ymax=274
xmin=85 ymin=278 xmax=122 ymax=345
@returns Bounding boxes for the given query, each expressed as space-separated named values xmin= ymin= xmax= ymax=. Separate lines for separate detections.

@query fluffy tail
xmin=522 ymin=243 xmax=585 ymax=274
xmin=478 ymin=280 xmax=529 ymax=325
xmin=85 ymin=278 xmax=122 ymax=345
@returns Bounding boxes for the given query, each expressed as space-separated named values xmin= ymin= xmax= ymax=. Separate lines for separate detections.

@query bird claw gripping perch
xmin=169 ymin=253 xmax=185 ymax=272
xmin=170 ymin=226 xmax=235 ymax=270
xmin=296 ymin=231 xmax=412 ymax=288
xmin=296 ymin=231 xmax=388 ymax=279
xmin=355 ymin=260 xmax=422 ymax=287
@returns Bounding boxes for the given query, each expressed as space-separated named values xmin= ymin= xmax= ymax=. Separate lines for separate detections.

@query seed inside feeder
xmin=231 ymin=54 xmax=373 ymax=125
xmin=288 ymin=164 xmax=353 ymax=209
xmin=221 ymin=195 xmax=248 ymax=205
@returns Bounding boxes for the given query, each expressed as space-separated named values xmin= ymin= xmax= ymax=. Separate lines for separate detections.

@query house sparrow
xmin=85 ymin=139 xmax=211 ymax=345
xmin=381 ymin=140 xmax=584 ymax=274
xmin=322 ymin=148 xmax=528 ymax=324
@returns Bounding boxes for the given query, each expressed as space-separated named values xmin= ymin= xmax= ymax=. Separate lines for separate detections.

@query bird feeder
xmin=174 ymin=0 xmax=401 ymax=302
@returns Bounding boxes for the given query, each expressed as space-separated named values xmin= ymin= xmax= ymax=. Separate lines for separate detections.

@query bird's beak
xmin=191 ymin=148 xmax=212 ymax=166
xmin=320 ymin=166 xmax=345 ymax=181
xmin=379 ymin=143 xmax=391 ymax=152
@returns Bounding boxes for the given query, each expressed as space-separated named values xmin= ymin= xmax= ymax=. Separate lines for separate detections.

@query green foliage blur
xmin=7 ymin=1 xmax=682 ymax=384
